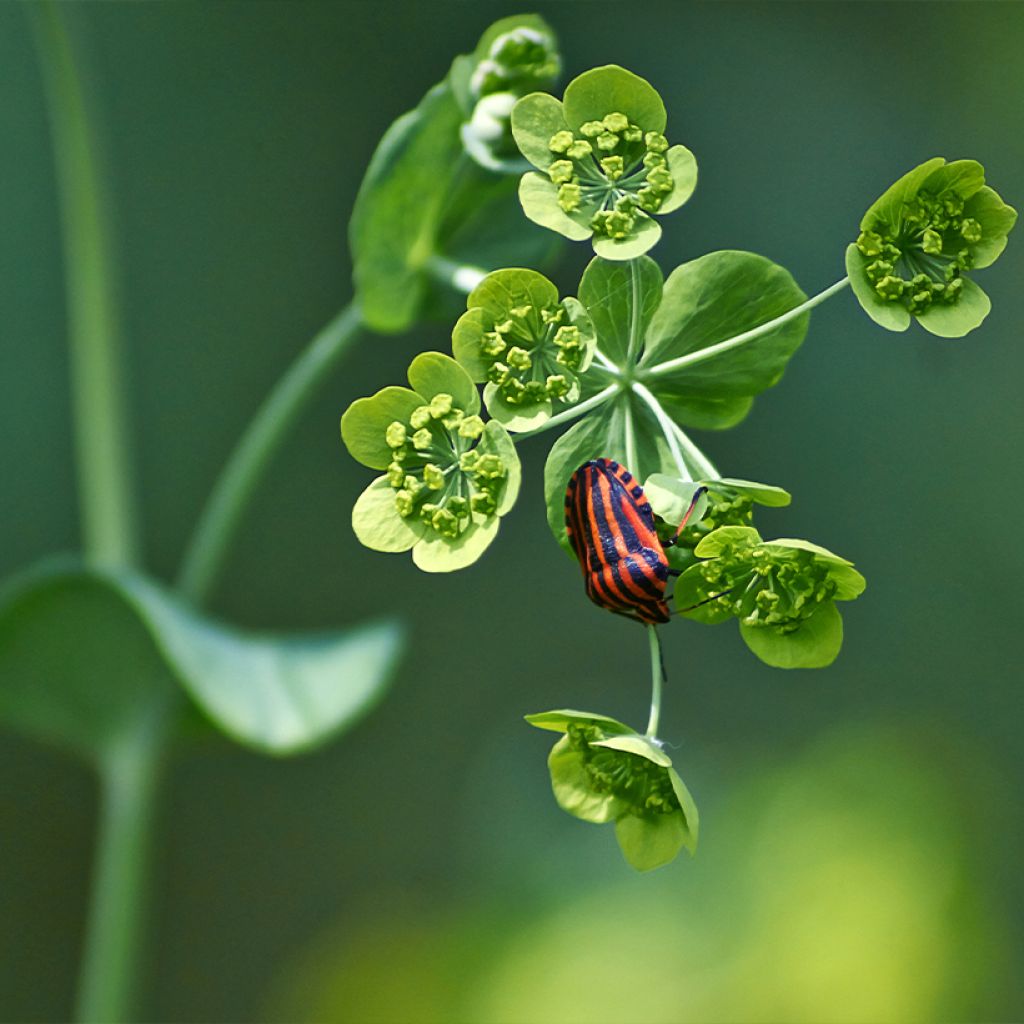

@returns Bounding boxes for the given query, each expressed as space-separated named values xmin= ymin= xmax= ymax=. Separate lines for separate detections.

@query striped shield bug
xmin=564 ymin=459 xmax=706 ymax=624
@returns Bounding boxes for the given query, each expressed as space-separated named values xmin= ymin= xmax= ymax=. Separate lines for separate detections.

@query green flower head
xmin=341 ymin=352 xmax=521 ymax=572
xmin=675 ymin=526 xmax=866 ymax=669
xmin=846 ymin=158 xmax=1017 ymax=337
xmin=456 ymin=16 xmax=561 ymax=172
xmin=510 ymin=66 xmax=698 ymax=260
xmin=452 ymin=268 xmax=596 ymax=432
xmin=526 ymin=710 xmax=699 ymax=871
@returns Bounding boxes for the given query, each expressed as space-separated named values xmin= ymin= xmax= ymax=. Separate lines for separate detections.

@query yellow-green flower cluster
xmin=547 ymin=112 xmax=675 ymax=238
xmin=856 ymin=189 xmax=977 ymax=314
xmin=384 ymin=393 xmax=506 ymax=539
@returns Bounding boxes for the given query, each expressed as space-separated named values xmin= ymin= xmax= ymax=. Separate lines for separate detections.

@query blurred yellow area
xmin=268 ymin=724 xmax=1004 ymax=1023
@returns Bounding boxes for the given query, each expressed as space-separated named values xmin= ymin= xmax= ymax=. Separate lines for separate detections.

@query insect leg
xmin=664 ymin=486 xmax=709 ymax=549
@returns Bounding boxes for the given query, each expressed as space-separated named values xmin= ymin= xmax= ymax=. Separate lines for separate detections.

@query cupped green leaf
xmin=548 ymin=734 xmax=630 ymax=823
xmin=592 ymin=733 xmax=673 ymax=768
xmin=657 ymin=145 xmax=698 ymax=214
xmin=407 ymin=351 xmax=480 ymax=413
xmin=510 ymin=92 xmax=569 ymax=170
xmin=643 ymin=474 xmax=709 ymax=528
xmin=914 ymin=278 xmax=991 ymax=338
xmin=921 ymin=159 xmax=985 ymax=205
xmin=845 ymin=243 xmax=912 ymax=332
xmin=963 ymin=185 xmax=1018 ymax=269
xmin=771 ymin=538 xmax=866 ymax=599
xmin=411 ymin=516 xmax=500 ymax=573
xmin=672 ymin=563 xmax=735 ymax=625
xmin=693 ymin=524 xmax=762 ymax=558
xmin=641 ymin=251 xmax=810 ymax=405
xmin=353 ymin=477 xmax=425 ymax=553
xmin=0 ymin=561 xmax=404 ymax=759
xmin=467 ymin=267 xmax=560 ymax=320
xmin=518 ymin=172 xmax=596 ymax=240
xmin=592 ymin=215 xmax=662 ymax=261
xmin=341 ymin=387 xmax=423 ymax=470
xmin=451 ymin=308 xmax=491 ymax=381
xmin=668 ymin=767 xmax=699 ymax=852
xmin=614 ymin=810 xmax=689 ymax=871
xmin=524 ymin=708 xmax=633 ymax=735
xmin=562 ymin=66 xmax=666 ymax=135
xmin=740 ymin=599 xmax=844 ymax=669
xmin=578 ymin=255 xmax=664 ymax=365
xmin=715 ymin=478 xmax=792 ymax=507
xmin=483 ymin=383 xmax=552 ymax=432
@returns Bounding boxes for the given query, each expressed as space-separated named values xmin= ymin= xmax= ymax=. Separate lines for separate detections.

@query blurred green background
xmin=2 ymin=2 xmax=1022 ymax=1021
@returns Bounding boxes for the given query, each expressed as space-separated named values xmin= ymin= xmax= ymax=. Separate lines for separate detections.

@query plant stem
xmin=668 ymin=420 xmax=719 ymax=480
xmin=623 ymin=398 xmax=639 ymax=472
xmin=625 ymin=258 xmax=643 ymax=365
xmin=631 ymin=382 xmax=690 ymax=480
xmin=75 ymin=699 xmax=170 ymax=1024
xmin=177 ymin=303 xmax=363 ymax=605
xmin=645 ymin=624 xmax=663 ymax=738
xmin=642 ymin=276 xmax=850 ymax=379
xmin=512 ymin=383 xmax=618 ymax=442
xmin=30 ymin=1 xmax=139 ymax=567
xmin=426 ymin=255 xmax=488 ymax=294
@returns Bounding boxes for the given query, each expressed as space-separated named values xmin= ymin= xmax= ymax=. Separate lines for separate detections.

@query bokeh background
xmin=2 ymin=3 xmax=1023 ymax=1021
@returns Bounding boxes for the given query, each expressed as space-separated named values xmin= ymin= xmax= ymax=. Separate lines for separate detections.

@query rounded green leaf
xmin=451 ymin=308 xmax=490 ymax=381
xmin=524 ymin=708 xmax=633 ymax=735
xmin=714 ymin=478 xmax=792 ymax=507
xmin=673 ymin=564 xmax=735 ymax=624
xmin=921 ymin=159 xmax=985 ymax=204
xmin=592 ymin=215 xmax=662 ymax=261
xmin=510 ymin=92 xmax=569 ymax=170
xmin=915 ymin=278 xmax=991 ymax=338
xmin=643 ymin=473 xmax=709 ymax=527
xmin=579 ymin=255 xmax=664 ymax=365
xmin=592 ymin=733 xmax=672 ymax=768
xmin=518 ymin=172 xmax=595 ymax=240
xmin=411 ymin=516 xmax=500 ymax=573
xmin=341 ymin=386 xmax=422 ymax=470
xmin=770 ymin=538 xmax=866 ymax=599
xmin=0 ymin=560 xmax=404 ymax=758
xmin=739 ymin=599 xmax=844 ymax=669
xmin=407 ymin=351 xmax=480 ymax=413
xmin=483 ymin=382 xmax=553 ymax=433
xmin=668 ymin=766 xmax=699 ymax=853
xmin=845 ymin=243 xmax=912 ymax=333
xmin=693 ymin=525 xmax=761 ymax=558
xmin=352 ymin=477 xmax=424 ymax=553
xmin=615 ymin=810 xmax=689 ymax=871
xmin=657 ymin=145 xmax=698 ymax=214
xmin=477 ymin=419 xmax=521 ymax=516
xmin=656 ymin=393 xmax=755 ymax=431
xmin=548 ymin=734 xmax=630 ymax=823
xmin=467 ymin=267 xmax=560 ymax=320
xmin=562 ymin=66 xmax=666 ymax=135
xmin=963 ymin=185 xmax=1018 ymax=269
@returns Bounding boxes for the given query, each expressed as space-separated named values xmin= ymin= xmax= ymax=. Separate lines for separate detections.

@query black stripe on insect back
xmin=595 ymin=464 xmax=668 ymax=589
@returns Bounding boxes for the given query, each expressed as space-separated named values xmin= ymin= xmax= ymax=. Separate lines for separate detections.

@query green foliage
xmin=525 ymin=709 xmax=698 ymax=870
xmin=847 ymin=157 xmax=1016 ymax=337
xmin=0 ymin=561 xmax=403 ymax=760
xmin=511 ymin=66 xmax=696 ymax=258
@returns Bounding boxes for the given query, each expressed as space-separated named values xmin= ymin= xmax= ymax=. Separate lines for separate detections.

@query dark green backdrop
xmin=2 ymin=3 xmax=1022 ymax=1021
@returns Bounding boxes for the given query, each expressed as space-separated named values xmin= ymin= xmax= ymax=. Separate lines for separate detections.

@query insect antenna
xmin=663 ymin=486 xmax=709 ymax=550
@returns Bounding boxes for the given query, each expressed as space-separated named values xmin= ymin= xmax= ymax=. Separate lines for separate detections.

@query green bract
xmin=511 ymin=66 xmax=697 ymax=259
xmin=452 ymin=268 xmax=596 ymax=431
xmin=675 ymin=526 xmax=866 ymax=668
xmin=846 ymin=157 xmax=1017 ymax=337
xmin=525 ymin=709 xmax=699 ymax=871
xmin=341 ymin=353 xmax=521 ymax=572
xmin=451 ymin=15 xmax=561 ymax=173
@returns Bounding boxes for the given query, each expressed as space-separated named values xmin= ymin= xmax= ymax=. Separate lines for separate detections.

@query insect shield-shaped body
xmin=565 ymin=459 xmax=704 ymax=624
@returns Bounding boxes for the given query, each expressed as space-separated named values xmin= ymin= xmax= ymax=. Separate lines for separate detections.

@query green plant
xmin=1 ymin=9 xmax=561 ymax=1022
xmin=340 ymin=47 xmax=1015 ymax=872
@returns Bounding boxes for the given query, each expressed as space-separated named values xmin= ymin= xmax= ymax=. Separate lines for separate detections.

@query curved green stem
xmin=75 ymin=698 xmax=171 ymax=1024
xmin=631 ymin=382 xmax=690 ymax=480
xmin=426 ymin=255 xmax=488 ymax=294
xmin=512 ymin=383 xmax=618 ymax=442
xmin=30 ymin=1 xmax=138 ymax=567
xmin=642 ymin=276 xmax=850 ymax=379
xmin=623 ymin=398 xmax=639 ymax=472
xmin=645 ymin=624 xmax=663 ymax=738
xmin=177 ymin=303 xmax=363 ymax=605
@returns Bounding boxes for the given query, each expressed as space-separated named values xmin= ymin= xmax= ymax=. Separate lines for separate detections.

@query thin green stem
xmin=625 ymin=258 xmax=643 ymax=366
xmin=426 ymin=255 xmax=488 ymax=294
xmin=512 ymin=383 xmax=618 ymax=442
xmin=30 ymin=2 xmax=138 ymax=566
xmin=668 ymin=419 xmax=719 ymax=480
xmin=642 ymin=276 xmax=850 ymax=379
xmin=177 ymin=303 xmax=363 ymax=605
xmin=645 ymin=624 xmax=663 ymax=738
xmin=75 ymin=699 xmax=171 ymax=1024
xmin=631 ymin=382 xmax=690 ymax=480
xmin=623 ymin=398 xmax=639 ymax=472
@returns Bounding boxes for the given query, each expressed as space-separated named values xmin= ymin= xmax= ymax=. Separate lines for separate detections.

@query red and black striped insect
xmin=565 ymin=459 xmax=706 ymax=624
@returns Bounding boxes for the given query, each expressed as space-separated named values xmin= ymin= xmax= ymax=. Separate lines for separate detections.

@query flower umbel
xmin=525 ymin=709 xmax=699 ymax=871
xmin=452 ymin=268 xmax=596 ymax=431
xmin=341 ymin=352 xmax=521 ymax=572
xmin=511 ymin=65 xmax=697 ymax=259
xmin=846 ymin=157 xmax=1016 ymax=337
